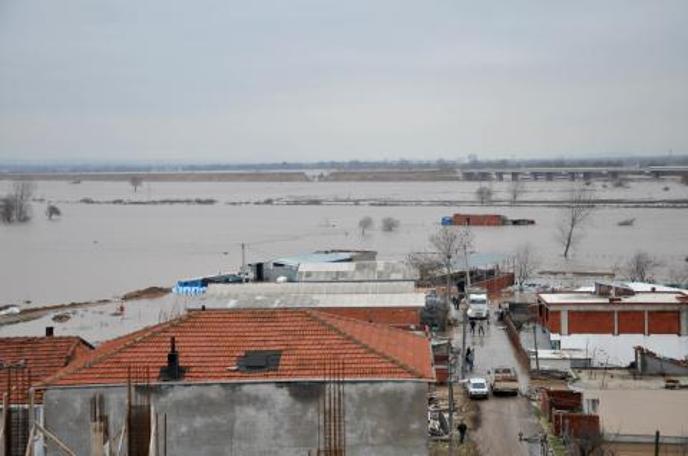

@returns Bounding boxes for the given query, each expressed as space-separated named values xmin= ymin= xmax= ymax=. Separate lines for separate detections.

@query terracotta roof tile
xmin=47 ymin=309 xmax=434 ymax=387
xmin=0 ymin=336 xmax=93 ymax=403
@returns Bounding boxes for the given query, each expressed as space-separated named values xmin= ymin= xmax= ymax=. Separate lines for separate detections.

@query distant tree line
xmin=2 ymin=154 xmax=687 ymax=174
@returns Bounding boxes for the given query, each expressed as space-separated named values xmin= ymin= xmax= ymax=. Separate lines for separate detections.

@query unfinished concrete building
xmin=0 ymin=332 xmax=93 ymax=456
xmin=40 ymin=309 xmax=434 ymax=455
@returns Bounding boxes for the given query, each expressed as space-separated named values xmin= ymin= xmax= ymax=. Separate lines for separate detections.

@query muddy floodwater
xmin=1 ymin=179 xmax=687 ymax=307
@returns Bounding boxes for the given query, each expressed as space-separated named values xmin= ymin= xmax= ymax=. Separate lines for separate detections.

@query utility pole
xmin=445 ymin=254 xmax=455 ymax=456
xmin=654 ymin=430 xmax=660 ymax=456
xmin=533 ymin=323 xmax=540 ymax=372
xmin=460 ymin=233 xmax=471 ymax=380
xmin=447 ymin=349 xmax=454 ymax=455
xmin=241 ymin=243 xmax=246 ymax=270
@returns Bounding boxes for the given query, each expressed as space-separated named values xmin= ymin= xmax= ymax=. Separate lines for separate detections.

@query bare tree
xmin=46 ymin=204 xmax=62 ymax=220
xmin=622 ymin=251 xmax=661 ymax=282
xmin=475 ymin=186 xmax=492 ymax=204
xmin=358 ymin=216 xmax=373 ymax=235
xmin=556 ymin=187 xmax=595 ymax=259
xmin=514 ymin=243 xmax=539 ymax=290
xmin=381 ymin=217 xmax=400 ymax=232
xmin=0 ymin=181 xmax=35 ymax=223
xmin=429 ymin=225 xmax=475 ymax=297
xmin=129 ymin=176 xmax=143 ymax=192
xmin=508 ymin=180 xmax=526 ymax=204
xmin=405 ymin=252 xmax=443 ymax=284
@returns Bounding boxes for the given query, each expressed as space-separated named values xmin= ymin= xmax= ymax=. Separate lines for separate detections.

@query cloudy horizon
xmin=1 ymin=1 xmax=687 ymax=163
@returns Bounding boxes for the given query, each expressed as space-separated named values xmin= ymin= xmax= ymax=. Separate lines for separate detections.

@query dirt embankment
xmin=0 ymin=171 xmax=310 ymax=182
xmin=0 ymin=286 xmax=171 ymax=326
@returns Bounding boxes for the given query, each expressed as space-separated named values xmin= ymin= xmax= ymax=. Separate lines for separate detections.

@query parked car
xmin=466 ymin=377 xmax=490 ymax=399
xmin=489 ymin=367 xmax=519 ymax=396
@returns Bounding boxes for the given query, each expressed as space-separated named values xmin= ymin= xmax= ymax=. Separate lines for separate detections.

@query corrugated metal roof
xmin=188 ymin=292 xmax=425 ymax=309
xmin=296 ymin=261 xmax=419 ymax=282
xmin=271 ymin=252 xmax=354 ymax=266
xmin=207 ymin=281 xmax=416 ymax=296
xmin=450 ymin=252 xmax=507 ymax=270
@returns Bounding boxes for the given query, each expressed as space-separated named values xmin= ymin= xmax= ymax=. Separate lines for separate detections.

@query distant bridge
xmin=459 ymin=166 xmax=688 ymax=181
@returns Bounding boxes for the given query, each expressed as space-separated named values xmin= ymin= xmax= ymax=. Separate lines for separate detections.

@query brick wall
xmin=546 ymin=310 xmax=561 ymax=334
xmin=553 ymin=412 xmax=600 ymax=438
xmin=473 ymin=273 xmax=515 ymax=295
xmin=568 ymin=311 xmax=614 ymax=334
xmin=540 ymin=389 xmax=581 ymax=420
xmin=320 ymin=307 xmax=421 ymax=326
xmin=648 ymin=311 xmax=680 ymax=335
xmin=618 ymin=311 xmax=645 ymax=334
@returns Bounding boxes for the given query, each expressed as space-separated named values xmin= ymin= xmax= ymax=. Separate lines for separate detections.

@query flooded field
xmin=1 ymin=178 xmax=687 ymax=307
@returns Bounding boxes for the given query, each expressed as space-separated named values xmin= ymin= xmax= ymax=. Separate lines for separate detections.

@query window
xmin=237 ymin=350 xmax=282 ymax=372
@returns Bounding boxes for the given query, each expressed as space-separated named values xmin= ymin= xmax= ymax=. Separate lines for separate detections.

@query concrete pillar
xmin=613 ymin=311 xmax=619 ymax=336
xmin=561 ymin=310 xmax=569 ymax=336
xmin=511 ymin=172 xmax=520 ymax=181
xmin=680 ymin=308 xmax=688 ymax=336
xmin=644 ymin=310 xmax=649 ymax=336
xmin=569 ymin=172 xmax=576 ymax=181
xmin=583 ymin=172 xmax=592 ymax=181
xmin=545 ymin=172 xmax=554 ymax=181
xmin=495 ymin=172 xmax=504 ymax=181
xmin=532 ymin=172 xmax=539 ymax=181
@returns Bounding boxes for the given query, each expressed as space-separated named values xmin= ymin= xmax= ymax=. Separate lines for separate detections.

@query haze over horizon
xmin=1 ymin=1 xmax=687 ymax=163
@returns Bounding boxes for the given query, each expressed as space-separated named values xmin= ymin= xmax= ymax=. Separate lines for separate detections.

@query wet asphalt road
xmin=450 ymin=317 xmax=545 ymax=456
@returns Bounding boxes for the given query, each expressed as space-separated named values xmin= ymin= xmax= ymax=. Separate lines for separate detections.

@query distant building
xmin=195 ymin=281 xmax=425 ymax=328
xmin=250 ymin=250 xmax=377 ymax=282
xmin=41 ymin=309 xmax=434 ymax=455
xmin=538 ymin=281 xmax=688 ymax=366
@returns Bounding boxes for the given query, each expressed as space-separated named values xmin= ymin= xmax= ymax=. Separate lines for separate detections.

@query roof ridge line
xmin=40 ymin=312 xmax=197 ymax=388
xmin=306 ymin=310 xmax=425 ymax=379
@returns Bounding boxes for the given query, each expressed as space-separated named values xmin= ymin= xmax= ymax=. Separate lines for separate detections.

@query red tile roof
xmin=46 ymin=309 xmax=434 ymax=387
xmin=0 ymin=336 xmax=93 ymax=403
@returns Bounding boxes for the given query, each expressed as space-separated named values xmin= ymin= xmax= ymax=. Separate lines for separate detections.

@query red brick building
xmin=537 ymin=282 xmax=688 ymax=365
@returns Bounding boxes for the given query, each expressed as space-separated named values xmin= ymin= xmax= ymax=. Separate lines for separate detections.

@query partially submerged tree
xmin=381 ymin=217 xmax=400 ymax=232
xmin=429 ymin=225 xmax=475 ymax=292
xmin=556 ymin=187 xmax=595 ymax=259
xmin=358 ymin=216 xmax=373 ymax=235
xmin=508 ymin=180 xmax=526 ymax=204
xmin=129 ymin=176 xmax=143 ymax=192
xmin=514 ymin=243 xmax=539 ymax=290
xmin=0 ymin=181 xmax=36 ymax=223
xmin=475 ymin=186 xmax=493 ymax=205
xmin=46 ymin=204 xmax=62 ymax=220
xmin=622 ymin=251 xmax=661 ymax=282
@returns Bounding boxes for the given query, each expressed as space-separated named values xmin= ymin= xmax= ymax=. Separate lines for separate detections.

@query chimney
xmin=45 ymin=326 xmax=54 ymax=337
xmin=159 ymin=336 xmax=185 ymax=381
xmin=651 ymin=286 xmax=656 ymax=292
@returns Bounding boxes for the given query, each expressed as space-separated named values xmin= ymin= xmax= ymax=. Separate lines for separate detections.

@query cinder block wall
xmin=44 ymin=381 xmax=428 ymax=456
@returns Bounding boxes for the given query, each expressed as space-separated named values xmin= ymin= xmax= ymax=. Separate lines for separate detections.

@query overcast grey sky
xmin=1 ymin=1 xmax=686 ymax=163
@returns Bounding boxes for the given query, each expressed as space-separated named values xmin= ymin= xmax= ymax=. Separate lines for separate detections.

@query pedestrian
xmin=457 ymin=420 xmax=468 ymax=444
xmin=478 ymin=323 xmax=485 ymax=336
xmin=470 ymin=319 xmax=476 ymax=335
xmin=467 ymin=349 xmax=474 ymax=372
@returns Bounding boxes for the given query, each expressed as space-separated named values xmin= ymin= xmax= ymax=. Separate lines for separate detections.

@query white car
xmin=467 ymin=377 xmax=490 ymax=399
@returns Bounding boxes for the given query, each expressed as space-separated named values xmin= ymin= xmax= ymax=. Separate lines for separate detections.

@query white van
xmin=466 ymin=293 xmax=489 ymax=320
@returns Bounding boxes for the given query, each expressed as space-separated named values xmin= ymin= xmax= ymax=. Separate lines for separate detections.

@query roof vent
xmin=237 ymin=350 xmax=282 ymax=372
xmin=159 ymin=337 xmax=186 ymax=381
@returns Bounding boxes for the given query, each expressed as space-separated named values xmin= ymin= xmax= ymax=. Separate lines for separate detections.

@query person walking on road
xmin=457 ymin=420 xmax=468 ymax=444
xmin=465 ymin=347 xmax=474 ymax=372
xmin=469 ymin=319 xmax=476 ymax=335
xmin=478 ymin=323 xmax=485 ymax=336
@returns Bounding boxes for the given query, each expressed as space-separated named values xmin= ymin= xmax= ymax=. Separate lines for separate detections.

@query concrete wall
xmin=43 ymin=381 xmax=428 ymax=456
xmin=560 ymin=334 xmax=688 ymax=366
